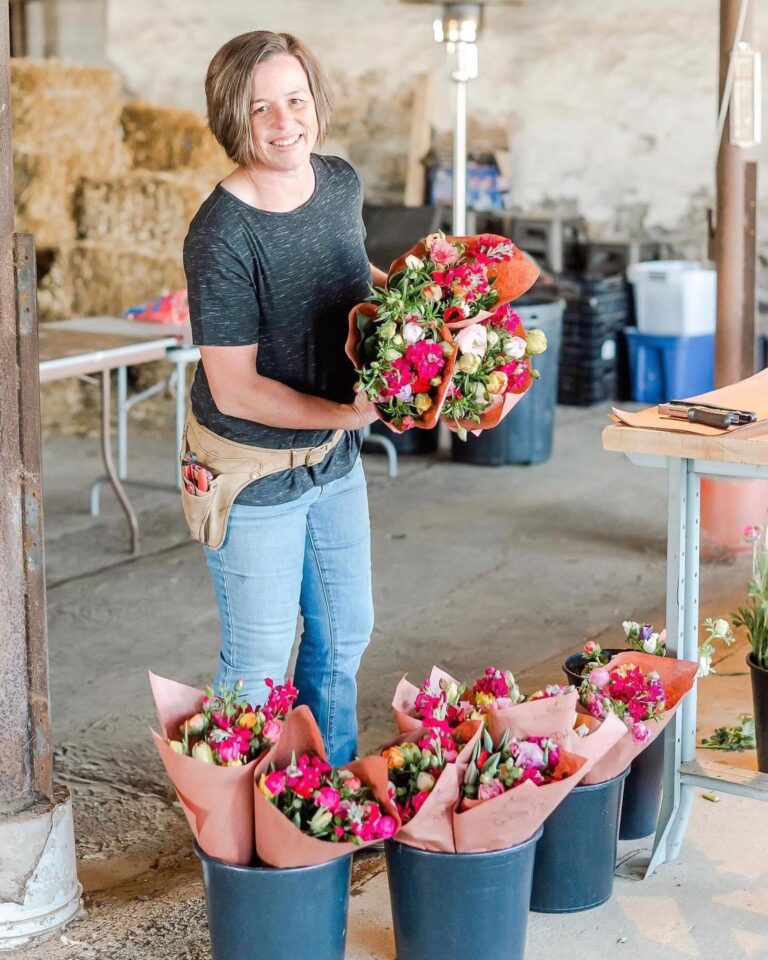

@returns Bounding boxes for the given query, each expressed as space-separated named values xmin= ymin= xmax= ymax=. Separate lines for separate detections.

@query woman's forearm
xmin=214 ymin=372 xmax=364 ymax=431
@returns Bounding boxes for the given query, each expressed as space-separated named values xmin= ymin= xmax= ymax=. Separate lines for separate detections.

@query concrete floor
xmin=11 ymin=402 xmax=766 ymax=959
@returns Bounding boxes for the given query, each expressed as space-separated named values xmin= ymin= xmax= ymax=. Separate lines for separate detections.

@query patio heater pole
xmin=453 ymin=74 xmax=468 ymax=234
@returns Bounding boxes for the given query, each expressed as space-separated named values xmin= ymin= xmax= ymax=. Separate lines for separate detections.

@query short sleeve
xmin=184 ymin=227 xmax=261 ymax=346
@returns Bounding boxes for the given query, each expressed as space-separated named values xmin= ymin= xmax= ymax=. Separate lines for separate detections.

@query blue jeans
xmin=203 ymin=458 xmax=373 ymax=765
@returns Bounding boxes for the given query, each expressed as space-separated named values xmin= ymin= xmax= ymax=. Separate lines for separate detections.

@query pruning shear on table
xmin=658 ymin=400 xmax=758 ymax=429
xmin=181 ymin=452 xmax=214 ymax=495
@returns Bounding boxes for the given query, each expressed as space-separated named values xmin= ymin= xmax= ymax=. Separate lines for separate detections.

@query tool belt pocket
xmin=180 ymin=478 xmax=219 ymax=546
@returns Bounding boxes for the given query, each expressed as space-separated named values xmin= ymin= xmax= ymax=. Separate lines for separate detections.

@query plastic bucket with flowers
xmin=195 ymin=843 xmax=351 ymax=960
xmin=530 ymin=767 xmax=629 ymax=912
xmin=385 ymin=830 xmax=542 ymax=960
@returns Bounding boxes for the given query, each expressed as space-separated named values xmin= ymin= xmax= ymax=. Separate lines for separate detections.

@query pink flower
xmin=514 ymin=740 xmax=546 ymax=770
xmin=264 ymin=770 xmax=287 ymax=795
xmin=583 ymin=641 xmax=599 ymax=655
xmin=477 ymin=780 xmax=505 ymax=801
xmin=589 ymin=667 xmax=610 ymax=690
xmin=343 ymin=775 xmax=362 ymax=792
xmin=262 ymin=718 xmax=283 ymax=744
xmin=427 ymin=235 xmax=460 ymax=266
xmin=316 ymin=786 xmax=341 ymax=812
xmin=411 ymin=790 xmax=431 ymax=814
xmin=631 ymin=721 xmax=651 ymax=744
xmin=374 ymin=815 xmax=398 ymax=839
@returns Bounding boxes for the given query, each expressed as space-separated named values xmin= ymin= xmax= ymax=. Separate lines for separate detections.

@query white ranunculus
xmin=643 ymin=635 xmax=659 ymax=654
xmin=712 ymin=618 xmax=730 ymax=638
xmin=486 ymin=329 xmax=500 ymax=348
xmin=403 ymin=322 xmax=425 ymax=343
xmin=405 ymin=254 xmax=424 ymax=270
xmin=507 ymin=336 xmax=527 ymax=359
xmin=455 ymin=323 xmax=488 ymax=357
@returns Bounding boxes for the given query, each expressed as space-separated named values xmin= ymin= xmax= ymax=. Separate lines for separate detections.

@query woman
xmin=183 ymin=31 xmax=386 ymax=765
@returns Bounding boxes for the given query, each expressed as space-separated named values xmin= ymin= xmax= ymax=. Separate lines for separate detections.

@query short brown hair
xmin=205 ymin=31 xmax=333 ymax=168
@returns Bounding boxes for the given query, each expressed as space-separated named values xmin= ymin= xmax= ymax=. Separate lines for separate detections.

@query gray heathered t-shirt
xmin=183 ymin=153 xmax=370 ymax=506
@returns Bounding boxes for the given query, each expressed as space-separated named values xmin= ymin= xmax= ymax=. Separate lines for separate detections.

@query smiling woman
xmin=180 ymin=31 xmax=382 ymax=766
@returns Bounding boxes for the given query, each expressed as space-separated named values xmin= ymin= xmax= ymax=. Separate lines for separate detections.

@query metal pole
xmin=715 ymin=0 xmax=753 ymax=387
xmin=452 ymin=76 xmax=467 ymax=235
xmin=0 ymin=0 xmax=36 ymax=815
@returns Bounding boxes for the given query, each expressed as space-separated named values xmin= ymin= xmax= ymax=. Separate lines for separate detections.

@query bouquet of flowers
xmin=253 ymin=706 xmax=400 ymax=867
xmin=346 ymin=231 xmax=539 ymax=433
xmin=575 ymin=650 xmax=698 ymax=783
xmin=149 ymin=672 xmax=297 ymax=864
xmin=452 ymin=727 xmax=588 ymax=852
xmin=258 ymin=752 xmax=397 ymax=845
xmin=440 ymin=303 xmax=548 ymax=439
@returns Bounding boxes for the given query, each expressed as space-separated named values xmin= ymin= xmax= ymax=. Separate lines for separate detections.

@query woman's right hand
xmin=348 ymin=389 xmax=379 ymax=428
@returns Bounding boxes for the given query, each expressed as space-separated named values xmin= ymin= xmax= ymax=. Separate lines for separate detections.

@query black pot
xmin=562 ymin=648 xmax=664 ymax=840
xmin=195 ymin=843 xmax=352 ymax=960
xmin=530 ymin=768 xmax=629 ymax=913
xmin=385 ymin=831 xmax=541 ymax=960
xmin=748 ymin=652 xmax=768 ymax=773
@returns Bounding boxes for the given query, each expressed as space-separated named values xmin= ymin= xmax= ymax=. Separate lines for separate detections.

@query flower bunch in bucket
xmin=441 ymin=304 xmax=548 ymax=440
xmin=346 ymin=231 xmax=539 ymax=432
xmin=579 ymin=661 xmax=666 ymax=744
xmin=258 ymin=751 xmax=398 ymax=844
xmin=469 ymin=665 xmax=525 ymax=711
xmin=168 ymin=677 xmax=299 ymax=766
xmin=461 ymin=728 xmax=564 ymax=803
xmin=383 ymin=728 xmax=465 ymax=823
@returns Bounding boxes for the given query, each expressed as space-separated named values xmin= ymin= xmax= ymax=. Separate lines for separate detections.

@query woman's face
xmin=249 ymin=53 xmax=319 ymax=173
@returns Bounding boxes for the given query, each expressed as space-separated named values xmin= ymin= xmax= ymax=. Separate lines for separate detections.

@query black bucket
xmin=530 ymin=768 xmax=629 ymax=913
xmin=561 ymin=650 xmax=665 ymax=840
xmin=618 ymin=732 xmax=665 ymax=839
xmin=385 ymin=830 xmax=541 ymax=960
xmin=195 ymin=843 xmax=352 ymax=960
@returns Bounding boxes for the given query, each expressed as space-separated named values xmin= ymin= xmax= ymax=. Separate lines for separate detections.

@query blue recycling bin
xmin=451 ymin=297 xmax=564 ymax=466
xmin=624 ymin=328 xmax=714 ymax=404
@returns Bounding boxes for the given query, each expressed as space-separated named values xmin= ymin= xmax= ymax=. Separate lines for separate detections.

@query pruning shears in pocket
xmin=181 ymin=451 xmax=214 ymax=496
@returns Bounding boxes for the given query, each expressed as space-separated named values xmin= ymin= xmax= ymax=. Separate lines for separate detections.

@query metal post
xmin=452 ymin=75 xmax=467 ymax=235
xmin=715 ymin=0 xmax=753 ymax=387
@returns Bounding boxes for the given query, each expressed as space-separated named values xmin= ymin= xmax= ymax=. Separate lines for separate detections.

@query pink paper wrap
xmin=391 ymin=665 xmax=462 ymax=733
xmin=580 ymin=651 xmax=698 ymax=783
xmin=382 ymin=720 xmax=483 ymax=852
xmin=148 ymin=671 xmax=258 ymax=866
xmin=565 ymin=712 xmax=630 ymax=785
xmin=485 ymin=689 xmax=579 ymax=745
xmin=252 ymin=706 xmax=401 ymax=868
xmin=452 ymin=748 xmax=589 ymax=852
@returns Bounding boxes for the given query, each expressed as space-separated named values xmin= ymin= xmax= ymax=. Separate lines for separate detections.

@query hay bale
xmin=74 ymin=169 xmax=212 ymax=248
xmin=37 ymin=240 xmax=186 ymax=320
xmin=121 ymin=100 xmax=231 ymax=178
xmin=12 ymin=58 xmax=130 ymax=245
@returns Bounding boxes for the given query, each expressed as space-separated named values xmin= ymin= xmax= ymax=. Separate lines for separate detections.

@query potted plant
xmin=732 ymin=524 xmax=768 ymax=772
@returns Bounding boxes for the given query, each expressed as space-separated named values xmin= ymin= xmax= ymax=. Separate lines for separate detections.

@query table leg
xmin=646 ymin=457 xmax=699 ymax=875
xmin=117 ymin=364 xmax=128 ymax=480
xmin=100 ymin=369 xmax=140 ymax=555
xmin=174 ymin=359 xmax=187 ymax=490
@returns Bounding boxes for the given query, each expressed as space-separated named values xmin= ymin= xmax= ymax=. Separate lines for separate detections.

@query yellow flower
xmin=526 ymin=329 xmax=548 ymax=356
xmin=414 ymin=393 xmax=433 ymax=414
xmin=258 ymin=773 xmax=275 ymax=798
xmin=474 ymin=692 xmax=495 ymax=708
xmin=382 ymin=746 xmax=406 ymax=769
xmin=457 ymin=353 xmax=480 ymax=375
xmin=487 ymin=371 xmax=508 ymax=395
xmin=238 ymin=712 xmax=258 ymax=729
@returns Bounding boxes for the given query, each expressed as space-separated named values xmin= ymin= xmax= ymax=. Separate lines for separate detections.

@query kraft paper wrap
xmin=345 ymin=302 xmax=458 ymax=433
xmin=441 ymin=316 xmax=534 ymax=437
xmin=566 ymin=712 xmax=630 ymax=785
xmin=392 ymin=665 xmax=463 ymax=733
xmin=612 ymin=368 xmax=768 ymax=437
xmin=388 ymin=233 xmax=540 ymax=309
xmin=149 ymin=671 xmax=258 ymax=866
xmin=453 ymin=748 xmax=589 ymax=852
xmin=381 ymin=720 xmax=483 ymax=853
xmin=252 ymin=706 xmax=401 ymax=868
xmin=485 ymin=689 xmax=579 ymax=745
xmin=579 ymin=651 xmax=698 ymax=783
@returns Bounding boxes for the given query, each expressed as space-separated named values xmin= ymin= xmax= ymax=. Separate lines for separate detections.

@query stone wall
xmin=103 ymin=0 xmax=768 ymax=238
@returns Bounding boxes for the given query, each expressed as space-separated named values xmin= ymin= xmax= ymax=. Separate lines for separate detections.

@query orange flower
xmin=238 ymin=712 xmax=258 ymax=729
xmin=382 ymin=746 xmax=405 ymax=769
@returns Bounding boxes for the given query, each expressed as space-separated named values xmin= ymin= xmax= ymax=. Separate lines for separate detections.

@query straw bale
xmin=121 ymin=100 xmax=231 ymax=178
xmin=14 ymin=149 xmax=76 ymax=247
xmin=37 ymin=240 xmax=186 ymax=320
xmin=74 ymin=169 xmax=212 ymax=249
xmin=11 ymin=58 xmax=130 ymax=179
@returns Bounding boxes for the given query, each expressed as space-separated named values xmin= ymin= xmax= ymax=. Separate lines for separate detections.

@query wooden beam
xmin=742 ymin=160 xmax=757 ymax=378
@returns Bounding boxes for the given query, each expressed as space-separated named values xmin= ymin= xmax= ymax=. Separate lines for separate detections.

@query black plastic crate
xmin=557 ymin=273 xmax=628 ymax=300
xmin=558 ymin=358 xmax=618 ymax=406
xmin=561 ymin=332 xmax=621 ymax=364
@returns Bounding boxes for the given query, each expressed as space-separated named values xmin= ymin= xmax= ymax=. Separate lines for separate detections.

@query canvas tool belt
xmin=180 ymin=411 xmax=344 ymax=550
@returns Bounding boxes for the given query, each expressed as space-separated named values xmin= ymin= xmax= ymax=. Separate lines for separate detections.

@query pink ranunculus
xmin=583 ymin=641 xmax=598 ymax=655
xmin=411 ymin=790 xmax=431 ymax=814
xmin=514 ymin=740 xmax=546 ymax=769
xmin=395 ymin=383 xmax=414 ymax=402
xmin=477 ymin=780 xmax=505 ymax=802
xmin=316 ymin=786 xmax=341 ymax=812
xmin=262 ymin=718 xmax=283 ymax=744
xmin=264 ymin=770 xmax=287 ymax=796
xmin=343 ymin=775 xmax=362 ymax=793
xmin=427 ymin=235 xmax=460 ymax=266
xmin=374 ymin=815 xmax=398 ymax=839
xmin=589 ymin=667 xmax=610 ymax=689
xmin=631 ymin=721 xmax=651 ymax=744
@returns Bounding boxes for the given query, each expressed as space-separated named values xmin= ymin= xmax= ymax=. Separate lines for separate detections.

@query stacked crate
xmin=557 ymin=275 xmax=631 ymax=406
